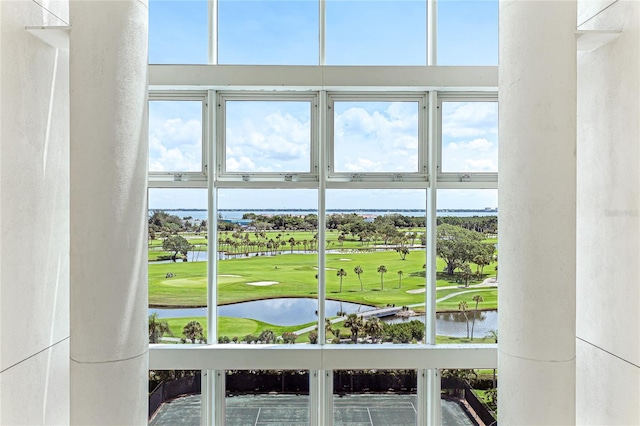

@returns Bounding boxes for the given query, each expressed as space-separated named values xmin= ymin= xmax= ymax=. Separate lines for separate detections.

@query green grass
xmin=161 ymin=315 xmax=496 ymax=345
xmin=149 ymin=249 xmax=497 ymax=310
xmin=163 ymin=316 xmax=315 ymax=343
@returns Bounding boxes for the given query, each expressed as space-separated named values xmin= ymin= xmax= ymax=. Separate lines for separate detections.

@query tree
xmin=460 ymin=263 xmax=474 ymax=287
xmin=309 ymin=330 xmax=318 ymax=344
xmin=162 ymin=235 xmax=192 ymax=262
xmin=336 ymin=268 xmax=347 ymax=293
xmin=344 ymin=313 xmax=364 ymax=343
xmin=282 ymin=332 xmax=298 ymax=344
xmin=148 ymin=313 xmax=171 ymax=343
xmin=396 ymin=246 xmax=410 ymax=260
xmin=182 ymin=320 xmax=205 ymax=343
xmin=471 ymin=294 xmax=484 ymax=340
xmin=436 ymin=224 xmax=485 ymax=275
xmin=377 ymin=265 xmax=387 ymax=290
xmin=458 ymin=301 xmax=470 ymax=339
xmin=354 ymin=265 xmax=364 ymax=291
xmin=259 ymin=329 xmax=276 ymax=344
xmin=364 ymin=317 xmax=383 ymax=343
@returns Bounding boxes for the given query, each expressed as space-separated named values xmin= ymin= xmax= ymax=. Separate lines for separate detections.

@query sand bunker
xmin=313 ymin=266 xmax=336 ymax=270
xmin=406 ymin=289 xmax=425 ymax=294
xmin=246 ymin=281 xmax=279 ymax=286
xmin=218 ymin=274 xmax=242 ymax=277
xmin=338 ymin=258 xmax=351 ymax=261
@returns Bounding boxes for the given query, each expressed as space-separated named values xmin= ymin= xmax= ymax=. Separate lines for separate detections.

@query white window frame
xmin=147 ymin=91 xmax=209 ymax=186
xmin=216 ymin=92 xmax=319 ymax=184
xmin=148 ymin=87 xmax=498 ymax=426
xmin=437 ymin=93 xmax=499 ymax=187
xmin=326 ymin=93 xmax=429 ymax=186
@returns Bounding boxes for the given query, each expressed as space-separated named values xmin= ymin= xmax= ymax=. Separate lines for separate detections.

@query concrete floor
xmin=150 ymin=393 xmax=476 ymax=425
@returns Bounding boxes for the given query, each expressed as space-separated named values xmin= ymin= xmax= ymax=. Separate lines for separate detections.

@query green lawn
xmin=161 ymin=315 xmax=495 ymax=345
xmin=149 ymin=250 xmax=497 ymax=309
xmin=163 ymin=316 xmax=316 ymax=343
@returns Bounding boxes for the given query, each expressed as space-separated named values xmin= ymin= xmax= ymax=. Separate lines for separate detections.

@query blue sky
xmin=148 ymin=0 xmax=498 ymax=210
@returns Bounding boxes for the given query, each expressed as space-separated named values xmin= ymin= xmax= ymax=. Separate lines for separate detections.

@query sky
xmin=147 ymin=0 xmax=498 ymax=210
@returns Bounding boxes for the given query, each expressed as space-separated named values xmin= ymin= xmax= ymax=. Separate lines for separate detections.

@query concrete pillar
xmin=499 ymin=0 xmax=576 ymax=424
xmin=69 ymin=1 xmax=148 ymax=424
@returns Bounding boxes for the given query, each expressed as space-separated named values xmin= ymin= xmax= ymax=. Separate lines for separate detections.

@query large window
xmin=148 ymin=1 xmax=498 ymax=423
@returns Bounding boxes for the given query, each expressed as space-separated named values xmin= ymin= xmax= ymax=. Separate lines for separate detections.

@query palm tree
xmin=460 ymin=263 xmax=473 ymax=287
xmin=182 ymin=320 xmax=204 ymax=343
xmin=458 ymin=301 xmax=470 ymax=339
xmin=485 ymin=329 xmax=498 ymax=343
xmin=336 ymin=268 xmax=347 ymax=293
xmin=344 ymin=313 xmax=363 ymax=343
xmin=353 ymin=265 xmax=364 ymax=291
xmin=397 ymin=270 xmax=404 ymax=289
xmin=148 ymin=313 xmax=171 ymax=343
xmin=259 ymin=329 xmax=276 ymax=344
xmin=377 ymin=265 xmax=387 ymax=290
xmin=364 ymin=317 xmax=383 ymax=343
xmin=471 ymin=294 xmax=484 ymax=340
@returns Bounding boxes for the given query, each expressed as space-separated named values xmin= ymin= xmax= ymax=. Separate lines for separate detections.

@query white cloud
xmin=443 ymin=138 xmax=498 ymax=172
xmin=226 ymin=111 xmax=310 ymax=171
xmin=334 ymin=103 xmax=419 ymax=172
xmin=442 ymin=102 xmax=498 ymax=138
xmin=149 ymin=117 xmax=202 ymax=172
xmin=457 ymin=138 xmax=493 ymax=152
xmin=465 ymin=159 xmax=497 ymax=172
xmin=343 ymin=158 xmax=383 ymax=172
xmin=226 ymin=156 xmax=256 ymax=172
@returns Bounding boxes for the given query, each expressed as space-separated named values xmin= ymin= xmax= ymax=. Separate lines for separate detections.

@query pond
xmin=149 ymin=299 xmax=497 ymax=337
xmin=149 ymin=298 xmax=375 ymax=326
xmin=386 ymin=311 xmax=498 ymax=338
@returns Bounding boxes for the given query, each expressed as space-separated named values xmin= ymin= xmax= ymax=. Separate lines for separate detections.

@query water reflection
xmin=150 ymin=298 xmax=374 ymax=326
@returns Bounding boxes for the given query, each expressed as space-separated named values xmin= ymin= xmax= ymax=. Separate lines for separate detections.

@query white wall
xmin=0 ymin=1 xmax=70 ymax=424
xmin=576 ymin=0 xmax=640 ymax=424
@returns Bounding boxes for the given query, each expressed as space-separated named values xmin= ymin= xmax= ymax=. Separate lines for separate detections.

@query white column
xmin=69 ymin=1 xmax=148 ymax=424
xmin=499 ymin=0 xmax=576 ymax=424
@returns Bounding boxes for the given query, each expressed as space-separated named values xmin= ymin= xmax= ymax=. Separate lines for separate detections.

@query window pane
xmin=437 ymin=0 xmax=498 ymax=65
xmin=325 ymin=190 xmax=426 ymax=345
xmin=149 ymin=0 xmax=208 ymax=64
xmin=148 ymin=189 xmax=208 ymax=344
xmin=436 ymin=190 xmax=497 ymax=344
xmin=441 ymin=369 xmax=497 ymax=425
xmin=226 ymin=370 xmax=309 ymax=424
xmin=334 ymin=370 xmax=417 ymax=425
xmin=149 ymin=370 xmax=201 ymax=424
xmin=225 ymin=101 xmax=312 ymax=173
xmin=326 ymin=1 xmax=426 ymax=65
xmin=217 ymin=189 xmax=318 ymax=344
xmin=441 ymin=101 xmax=498 ymax=173
xmin=218 ymin=0 xmax=319 ymax=65
xmin=149 ymin=101 xmax=203 ymax=173
xmin=333 ymin=101 xmax=419 ymax=173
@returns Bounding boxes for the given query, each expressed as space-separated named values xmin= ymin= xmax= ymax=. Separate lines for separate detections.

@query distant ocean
xmin=150 ymin=209 xmax=497 ymax=221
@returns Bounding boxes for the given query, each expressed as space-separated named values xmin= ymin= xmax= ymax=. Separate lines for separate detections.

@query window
xmin=220 ymin=95 xmax=316 ymax=177
xmin=218 ymin=0 xmax=319 ymax=65
xmin=330 ymin=96 xmax=423 ymax=176
xmin=148 ymin=1 xmax=498 ymax=423
xmin=149 ymin=94 xmax=207 ymax=177
xmin=437 ymin=0 xmax=499 ymax=65
xmin=439 ymin=97 xmax=498 ymax=175
xmin=325 ymin=0 xmax=427 ymax=65
xmin=149 ymin=0 xmax=208 ymax=64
